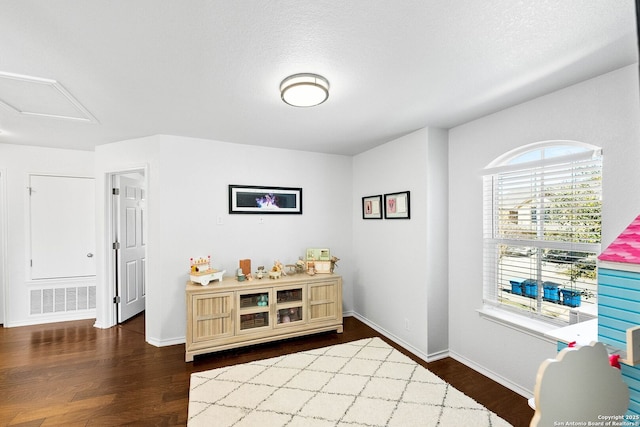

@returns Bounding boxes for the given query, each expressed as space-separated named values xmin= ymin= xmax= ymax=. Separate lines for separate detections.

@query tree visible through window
xmin=483 ymin=142 xmax=602 ymax=324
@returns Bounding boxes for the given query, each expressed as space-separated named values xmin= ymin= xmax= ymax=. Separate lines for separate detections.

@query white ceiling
xmin=0 ymin=1 xmax=637 ymax=156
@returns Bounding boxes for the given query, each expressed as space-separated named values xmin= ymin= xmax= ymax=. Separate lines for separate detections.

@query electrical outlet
xmin=216 ymin=215 xmax=223 ymax=225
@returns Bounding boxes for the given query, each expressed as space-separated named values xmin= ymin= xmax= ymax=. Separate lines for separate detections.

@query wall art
xmin=384 ymin=191 xmax=410 ymax=219
xmin=362 ymin=194 xmax=382 ymax=219
xmin=229 ymin=185 xmax=302 ymax=214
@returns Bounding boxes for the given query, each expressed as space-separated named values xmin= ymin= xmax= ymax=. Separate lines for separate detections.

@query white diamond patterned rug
xmin=188 ymin=337 xmax=513 ymax=426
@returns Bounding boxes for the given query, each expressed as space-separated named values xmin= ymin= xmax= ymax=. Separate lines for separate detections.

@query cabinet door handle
xmin=86 ymin=252 xmax=94 ymax=258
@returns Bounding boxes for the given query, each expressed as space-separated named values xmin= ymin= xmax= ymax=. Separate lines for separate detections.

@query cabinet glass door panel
xmin=275 ymin=286 xmax=305 ymax=327
xmin=276 ymin=288 xmax=303 ymax=303
xmin=239 ymin=292 xmax=270 ymax=309
xmin=277 ymin=307 xmax=303 ymax=325
xmin=239 ymin=312 xmax=270 ymax=330
xmin=237 ymin=289 xmax=271 ymax=332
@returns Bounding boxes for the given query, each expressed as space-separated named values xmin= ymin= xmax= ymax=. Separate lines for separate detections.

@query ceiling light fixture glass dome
xmin=280 ymin=73 xmax=329 ymax=107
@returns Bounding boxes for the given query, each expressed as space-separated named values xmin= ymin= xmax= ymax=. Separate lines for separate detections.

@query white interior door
xmin=115 ymin=174 xmax=146 ymax=323
xmin=30 ymin=175 xmax=95 ymax=279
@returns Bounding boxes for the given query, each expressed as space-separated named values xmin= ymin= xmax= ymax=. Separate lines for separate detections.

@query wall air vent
xmin=30 ymin=285 xmax=96 ymax=315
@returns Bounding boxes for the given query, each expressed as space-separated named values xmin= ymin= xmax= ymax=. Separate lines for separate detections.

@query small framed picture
xmin=384 ymin=191 xmax=410 ymax=219
xmin=362 ymin=195 xmax=382 ymax=219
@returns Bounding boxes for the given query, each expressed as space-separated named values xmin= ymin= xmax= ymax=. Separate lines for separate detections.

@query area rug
xmin=188 ymin=337 xmax=512 ymax=426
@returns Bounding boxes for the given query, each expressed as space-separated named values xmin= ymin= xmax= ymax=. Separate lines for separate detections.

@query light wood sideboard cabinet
xmin=185 ymin=274 xmax=342 ymax=361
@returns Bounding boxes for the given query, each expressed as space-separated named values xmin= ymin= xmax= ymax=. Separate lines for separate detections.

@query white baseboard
xmin=346 ymin=311 xmax=532 ymax=399
xmin=93 ymin=319 xmax=112 ymax=329
xmin=147 ymin=335 xmax=185 ymax=347
xmin=448 ymin=349 xmax=533 ymax=398
xmin=5 ymin=311 xmax=96 ymax=327
xmin=347 ymin=312 xmax=448 ymax=363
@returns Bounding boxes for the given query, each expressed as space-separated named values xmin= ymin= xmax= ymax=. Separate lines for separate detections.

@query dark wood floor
xmin=0 ymin=314 xmax=533 ymax=426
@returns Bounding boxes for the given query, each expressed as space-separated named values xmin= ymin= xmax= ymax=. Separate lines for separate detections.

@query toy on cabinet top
xmin=330 ymin=256 xmax=339 ymax=273
xmin=253 ymin=254 xmax=338 ymax=280
xmin=189 ymin=255 xmax=225 ymax=286
xmin=306 ymin=248 xmax=337 ymax=274
xmin=306 ymin=248 xmax=331 ymax=261
xmin=285 ymin=264 xmax=297 ymax=275
xmin=269 ymin=260 xmax=283 ymax=279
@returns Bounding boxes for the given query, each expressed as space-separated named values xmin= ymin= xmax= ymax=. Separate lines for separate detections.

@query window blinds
xmin=483 ymin=149 xmax=602 ymax=315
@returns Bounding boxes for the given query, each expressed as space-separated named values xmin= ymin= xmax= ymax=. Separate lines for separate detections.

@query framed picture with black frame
xmin=362 ymin=195 xmax=382 ymax=219
xmin=229 ymin=185 xmax=302 ymax=214
xmin=384 ymin=191 xmax=410 ymax=219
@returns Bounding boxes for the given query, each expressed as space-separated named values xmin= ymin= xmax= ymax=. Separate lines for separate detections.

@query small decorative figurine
xmin=269 ymin=267 xmax=281 ymax=279
xmin=330 ymin=256 xmax=340 ymax=273
xmin=307 ymin=261 xmax=316 ymax=276
xmin=275 ymin=260 xmax=286 ymax=275
xmin=256 ymin=266 xmax=265 ymax=279
xmin=269 ymin=261 xmax=283 ymax=279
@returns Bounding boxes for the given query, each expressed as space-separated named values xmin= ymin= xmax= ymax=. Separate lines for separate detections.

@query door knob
xmin=87 ymin=253 xmax=94 ymax=258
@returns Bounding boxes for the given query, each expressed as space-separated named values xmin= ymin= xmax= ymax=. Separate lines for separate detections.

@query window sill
xmin=477 ymin=306 xmax=559 ymax=343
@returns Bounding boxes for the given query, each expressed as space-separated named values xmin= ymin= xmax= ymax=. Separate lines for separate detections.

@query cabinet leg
xmin=337 ymin=325 xmax=344 ymax=333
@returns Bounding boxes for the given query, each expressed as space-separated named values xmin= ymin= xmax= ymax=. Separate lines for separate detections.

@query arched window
xmin=483 ymin=141 xmax=602 ymax=324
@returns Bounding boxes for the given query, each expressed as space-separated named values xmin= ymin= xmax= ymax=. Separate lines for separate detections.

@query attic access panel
xmin=0 ymin=72 xmax=97 ymax=122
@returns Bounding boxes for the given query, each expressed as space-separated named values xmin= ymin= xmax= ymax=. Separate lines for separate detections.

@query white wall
xmin=448 ymin=64 xmax=640 ymax=396
xmin=0 ymin=144 xmax=95 ymax=326
xmin=94 ymin=135 xmax=159 ymax=332
xmin=425 ymin=127 xmax=449 ymax=356
xmin=352 ymin=127 xmax=449 ymax=360
xmin=95 ymin=135 xmax=353 ymax=345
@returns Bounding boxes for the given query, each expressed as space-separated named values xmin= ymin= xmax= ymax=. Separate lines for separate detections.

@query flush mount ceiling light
xmin=280 ymin=73 xmax=329 ymax=107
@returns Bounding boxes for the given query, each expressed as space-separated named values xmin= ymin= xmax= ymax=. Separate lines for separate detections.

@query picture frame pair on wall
xmin=362 ymin=191 xmax=410 ymax=220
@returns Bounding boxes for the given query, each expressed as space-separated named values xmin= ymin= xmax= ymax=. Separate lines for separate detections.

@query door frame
xmin=0 ymin=169 xmax=6 ymax=325
xmin=104 ymin=166 xmax=148 ymax=327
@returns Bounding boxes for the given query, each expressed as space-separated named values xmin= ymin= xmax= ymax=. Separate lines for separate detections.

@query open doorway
xmin=111 ymin=171 xmax=146 ymax=324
